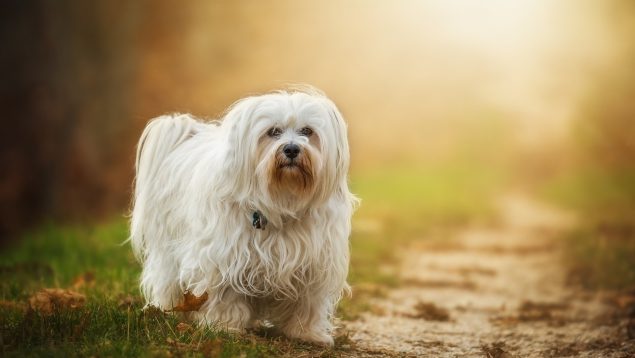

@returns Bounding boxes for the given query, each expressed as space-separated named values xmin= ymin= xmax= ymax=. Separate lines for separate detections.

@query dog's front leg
xmin=193 ymin=288 xmax=252 ymax=332
xmin=279 ymin=293 xmax=335 ymax=346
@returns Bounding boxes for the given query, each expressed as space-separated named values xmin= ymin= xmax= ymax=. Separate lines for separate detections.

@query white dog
xmin=129 ymin=88 xmax=358 ymax=345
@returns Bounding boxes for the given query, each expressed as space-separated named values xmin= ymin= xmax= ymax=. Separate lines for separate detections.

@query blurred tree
xmin=568 ymin=0 xmax=635 ymax=223
xmin=576 ymin=71 xmax=635 ymax=169
xmin=0 ymin=1 xmax=141 ymax=243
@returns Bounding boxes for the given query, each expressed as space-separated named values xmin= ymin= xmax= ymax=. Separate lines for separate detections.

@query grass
xmin=562 ymin=225 xmax=635 ymax=290
xmin=2 ymin=302 xmax=278 ymax=357
xmin=0 ymin=163 xmax=504 ymax=356
xmin=542 ymin=167 xmax=635 ymax=290
xmin=1 ymin=221 xmax=138 ymax=300
xmin=543 ymin=168 xmax=635 ymax=222
xmin=0 ymin=222 xmax=289 ymax=357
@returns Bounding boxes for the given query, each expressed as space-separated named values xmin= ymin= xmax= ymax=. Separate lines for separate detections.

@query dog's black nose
xmin=283 ymin=143 xmax=301 ymax=159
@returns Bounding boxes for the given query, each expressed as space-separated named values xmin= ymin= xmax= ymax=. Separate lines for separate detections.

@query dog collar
xmin=252 ymin=210 xmax=267 ymax=230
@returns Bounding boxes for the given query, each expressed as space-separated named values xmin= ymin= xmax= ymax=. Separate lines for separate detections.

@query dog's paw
xmin=288 ymin=330 xmax=334 ymax=347
xmin=223 ymin=325 xmax=247 ymax=334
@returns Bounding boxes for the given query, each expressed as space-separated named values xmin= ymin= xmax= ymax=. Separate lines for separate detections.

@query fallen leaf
xmin=72 ymin=272 xmax=95 ymax=289
xmin=167 ymin=291 xmax=208 ymax=312
xmin=404 ymin=301 xmax=450 ymax=321
xmin=142 ymin=305 xmax=165 ymax=318
xmin=544 ymin=343 xmax=579 ymax=357
xmin=489 ymin=315 xmax=520 ymax=326
xmin=176 ymin=322 xmax=192 ymax=332
xmin=482 ymin=342 xmax=513 ymax=358
xmin=200 ymin=338 xmax=223 ymax=356
xmin=28 ymin=288 xmax=86 ymax=315
xmin=166 ymin=336 xmax=193 ymax=351
xmin=0 ymin=300 xmax=27 ymax=312
xmin=517 ymin=300 xmax=568 ymax=322
xmin=608 ymin=293 xmax=635 ymax=310
xmin=519 ymin=300 xmax=569 ymax=311
xmin=118 ymin=294 xmax=142 ymax=309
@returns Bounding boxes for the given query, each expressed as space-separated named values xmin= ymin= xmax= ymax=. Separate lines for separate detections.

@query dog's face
xmin=222 ymin=91 xmax=350 ymax=212
xmin=258 ymin=116 xmax=321 ymax=199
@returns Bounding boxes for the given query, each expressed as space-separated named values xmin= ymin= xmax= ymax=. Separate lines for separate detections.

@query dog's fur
xmin=129 ymin=88 xmax=357 ymax=345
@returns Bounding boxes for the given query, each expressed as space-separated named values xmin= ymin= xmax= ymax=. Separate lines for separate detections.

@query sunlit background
xmin=1 ymin=0 xmax=635 ymax=355
xmin=2 ymin=0 xmax=634 ymax=294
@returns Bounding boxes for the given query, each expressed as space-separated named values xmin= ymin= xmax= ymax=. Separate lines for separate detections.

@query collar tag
xmin=252 ymin=210 xmax=267 ymax=230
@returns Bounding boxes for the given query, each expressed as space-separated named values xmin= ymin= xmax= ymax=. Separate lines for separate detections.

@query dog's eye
xmin=267 ymin=127 xmax=282 ymax=137
xmin=298 ymin=127 xmax=313 ymax=137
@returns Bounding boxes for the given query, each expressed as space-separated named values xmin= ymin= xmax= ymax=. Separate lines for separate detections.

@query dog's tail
xmin=134 ymin=114 xmax=201 ymax=190
xmin=130 ymin=114 xmax=202 ymax=259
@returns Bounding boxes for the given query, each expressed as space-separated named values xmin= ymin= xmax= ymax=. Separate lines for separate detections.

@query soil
xmin=342 ymin=194 xmax=635 ymax=357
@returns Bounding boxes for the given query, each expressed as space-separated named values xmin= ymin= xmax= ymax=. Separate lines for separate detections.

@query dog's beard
xmin=266 ymin=146 xmax=316 ymax=200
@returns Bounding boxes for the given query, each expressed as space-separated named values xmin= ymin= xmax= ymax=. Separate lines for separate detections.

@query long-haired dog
xmin=130 ymin=88 xmax=357 ymax=345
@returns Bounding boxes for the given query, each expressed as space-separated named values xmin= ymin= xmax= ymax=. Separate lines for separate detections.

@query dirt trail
xmin=344 ymin=194 xmax=634 ymax=357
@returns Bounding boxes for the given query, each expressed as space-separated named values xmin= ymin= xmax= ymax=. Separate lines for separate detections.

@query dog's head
xmin=221 ymin=88 xmax=351 ymax=215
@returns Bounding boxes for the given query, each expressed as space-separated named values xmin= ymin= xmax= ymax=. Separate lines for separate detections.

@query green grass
xmin=2 ymin=302 xmax=278 ymax=357
xmin=543 ymin=168 xmax=635 ymax=222
xmin=1 ymin=221 xmax=138 ymax=300
xmin=542 ymin=167 xmax=635 ymax=290
xmin=351 ymin=164 xmax=502 ymax=231
xmin=1 ymin=299 xmax=348 ymax=358
xmin=563 ymin=225 xmax=635 ymax=290
xmin=0 ymin=222 xmax=328 ymax=357
xmin=1 ymin=164 xmax=504 ymax=356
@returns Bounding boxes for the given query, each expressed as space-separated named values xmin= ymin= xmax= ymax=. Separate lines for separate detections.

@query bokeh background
xmin=1 ymin=1 xmax=635 ymax=355
xmin=1 ymin=0 xmax=634 ymax=289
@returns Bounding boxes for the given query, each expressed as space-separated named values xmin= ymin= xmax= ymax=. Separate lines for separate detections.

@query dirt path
xmin=343 ymin=194 xmax=634 ymax=357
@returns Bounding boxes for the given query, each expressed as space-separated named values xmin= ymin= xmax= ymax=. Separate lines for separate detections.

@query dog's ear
xmin=321 ymin=98 xmax=360 ymax=209
xmin=327 ymin=102 xmax=350 ymax=182
xmin=219 ymin=96 xmax=262 ymax=201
